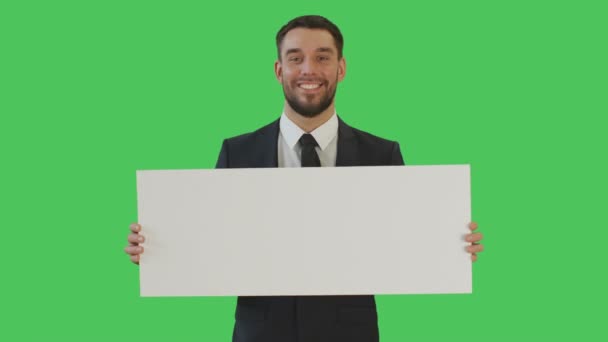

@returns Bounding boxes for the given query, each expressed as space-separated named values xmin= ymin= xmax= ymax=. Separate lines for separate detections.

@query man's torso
xmin=216 ymin=117 xmax=404 ymax=342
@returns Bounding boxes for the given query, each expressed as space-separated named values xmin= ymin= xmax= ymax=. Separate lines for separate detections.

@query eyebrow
xmin=285 ymin=47 xmax=336 ymax=55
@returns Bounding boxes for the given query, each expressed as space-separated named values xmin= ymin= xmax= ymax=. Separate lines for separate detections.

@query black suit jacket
xmin=216 ymin=117 xmax=404 ymax=342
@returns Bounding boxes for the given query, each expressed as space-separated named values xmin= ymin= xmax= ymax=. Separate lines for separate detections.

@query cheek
xmin=284 ymin=69 xmax=298 ymax=79
xmin=285 ymin=74 xmax=300 ymax=88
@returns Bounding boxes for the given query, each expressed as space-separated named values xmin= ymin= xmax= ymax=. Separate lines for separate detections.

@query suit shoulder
xmin=343 ymin=121 xmax=404 ymax=165
xmin=223 ymin=120 xmax=278 ymax=149
xmin=349 ymin=125 xmax=399 ymax=147
xmin=217 ymin=119 xmax=280 ymax=168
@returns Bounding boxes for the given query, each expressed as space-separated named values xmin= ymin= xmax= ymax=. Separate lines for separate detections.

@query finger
xmin=466 ymin=244 xmax=484 ymax=253
xmin=128 ymin=233 xmax=145 ymax=244
xmin=124 ymin=245 xmax=144 ymax=255
xmin=465 ymin=232 xmax=483 ymax=243
xmin=469 ymin=222 xmax=478 ymax=231
xmin=130 ymin=223 xmax=142 ymax=233
xmin=130 ymin=254 xmax=140 ymax=264
xmin=471 ymin=253 xmax=478 ymax=262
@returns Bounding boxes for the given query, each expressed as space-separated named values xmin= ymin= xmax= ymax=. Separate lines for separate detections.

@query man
xmin=125 ymin=15 xmax=484 ymax=342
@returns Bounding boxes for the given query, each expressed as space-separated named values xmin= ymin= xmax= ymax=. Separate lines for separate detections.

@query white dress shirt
xmin=277 ymin=112 xmax=339 ymax=168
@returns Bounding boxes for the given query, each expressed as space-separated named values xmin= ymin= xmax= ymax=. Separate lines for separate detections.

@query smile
xmin=297 ymin=83 xmax=323 ymax=90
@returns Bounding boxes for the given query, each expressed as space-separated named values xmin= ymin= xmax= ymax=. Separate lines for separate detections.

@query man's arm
xmin=215 ymin=139 xmax=229 ymax=168
xmin=391 ymin=142 xmax=405 ymax=166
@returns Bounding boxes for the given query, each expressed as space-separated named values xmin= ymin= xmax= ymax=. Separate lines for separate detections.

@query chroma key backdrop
xmin=1 ymin=0 xmax=606 ymax=340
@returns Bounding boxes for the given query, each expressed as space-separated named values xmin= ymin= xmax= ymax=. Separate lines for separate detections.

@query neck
xmin=283 ymin=102 xmax=335 ymax=133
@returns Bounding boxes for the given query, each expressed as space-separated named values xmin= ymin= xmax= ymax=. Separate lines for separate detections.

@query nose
xmin=300 ymin=58 xmax=318 ymax=75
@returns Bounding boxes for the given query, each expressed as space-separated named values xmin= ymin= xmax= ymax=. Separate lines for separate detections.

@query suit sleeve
xmin=391 ymin=142 xmax=405 ymax=166
xmin=215 ymin=139 xmax=229 ymax=169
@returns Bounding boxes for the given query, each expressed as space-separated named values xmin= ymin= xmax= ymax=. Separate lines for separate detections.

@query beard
xmin=282 ymin=75 xmax=338 ymax=118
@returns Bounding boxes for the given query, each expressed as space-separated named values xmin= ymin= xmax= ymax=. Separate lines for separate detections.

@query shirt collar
xmin=280 ymin=112 xmax=338 ymax=151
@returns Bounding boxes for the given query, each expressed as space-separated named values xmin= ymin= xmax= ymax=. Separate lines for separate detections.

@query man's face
xmin=275 ymin=28 xmax=346 ymax=117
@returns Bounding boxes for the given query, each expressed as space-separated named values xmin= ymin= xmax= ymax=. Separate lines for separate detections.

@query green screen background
xmin=1 ymin=0 xmax=606 ymax=340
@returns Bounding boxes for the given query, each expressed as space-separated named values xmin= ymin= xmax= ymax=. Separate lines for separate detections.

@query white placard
xmin=137 ymin=165 xmax=471 ymax=297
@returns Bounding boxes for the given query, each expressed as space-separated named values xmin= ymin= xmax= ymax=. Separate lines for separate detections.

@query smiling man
xmin=277 ymin=26 xmax=344 ymax=126
xmin=125 ymin=15 xmax=484 ymax=342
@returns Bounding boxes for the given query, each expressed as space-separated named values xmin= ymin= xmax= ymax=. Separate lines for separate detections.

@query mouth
xmin=297 ymin=82 xmax=324 ymax=92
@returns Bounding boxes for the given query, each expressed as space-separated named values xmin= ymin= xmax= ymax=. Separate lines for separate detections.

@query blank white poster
xmin=137 ymin=165 xmax=471 ymax=297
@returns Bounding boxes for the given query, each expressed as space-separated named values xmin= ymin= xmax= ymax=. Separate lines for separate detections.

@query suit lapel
xmin=336 ymin=117 xmax=360 ymax=167
xmin=255 ymin=119 xmax=280 ymax=168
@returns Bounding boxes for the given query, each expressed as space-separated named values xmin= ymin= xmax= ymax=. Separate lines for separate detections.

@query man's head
xmin=274 ymin=15 xmax=346 ymax=118
xmin=276 ymin=15 xmax=344 ymax=61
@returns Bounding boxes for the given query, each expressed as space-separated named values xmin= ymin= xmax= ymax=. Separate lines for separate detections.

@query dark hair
xmin=276 ymin=15 xmax=344 ymax=60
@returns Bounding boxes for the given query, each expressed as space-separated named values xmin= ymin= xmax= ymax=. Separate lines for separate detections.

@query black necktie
xmin=299 ymin=134 xmax=321 ymax=167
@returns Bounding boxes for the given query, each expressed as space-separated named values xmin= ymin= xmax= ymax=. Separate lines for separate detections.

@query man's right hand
xmin=124 ymin=223 xmax=144 ymax=265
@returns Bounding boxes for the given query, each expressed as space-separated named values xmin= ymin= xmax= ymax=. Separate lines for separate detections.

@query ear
xmin=337 ymin=57 xmax=346 ymax=82
xmin=274 ymin=60 xmax=283 ymax=83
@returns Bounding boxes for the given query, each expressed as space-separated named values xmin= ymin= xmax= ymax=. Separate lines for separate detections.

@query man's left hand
xmin=465 ymin=222 xmax=484 ymax=262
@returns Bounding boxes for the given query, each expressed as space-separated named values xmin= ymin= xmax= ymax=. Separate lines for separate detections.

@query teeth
xmin=299 ymin=83 xmax=321 ymax=90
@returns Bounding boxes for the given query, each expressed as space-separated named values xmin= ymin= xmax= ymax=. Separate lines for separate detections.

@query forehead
xmin=281 ymin=28 xmax=337 ymax=54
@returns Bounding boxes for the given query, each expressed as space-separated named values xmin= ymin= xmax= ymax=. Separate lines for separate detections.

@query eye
xmin=318 ymin=55 xmax=330 ymax=62
xmin=288 ymin=56 xmax=302 ymax=63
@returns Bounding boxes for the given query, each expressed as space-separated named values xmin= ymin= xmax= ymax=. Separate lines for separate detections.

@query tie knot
xmin=299 ymin=134 xmax=318 ymax=148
